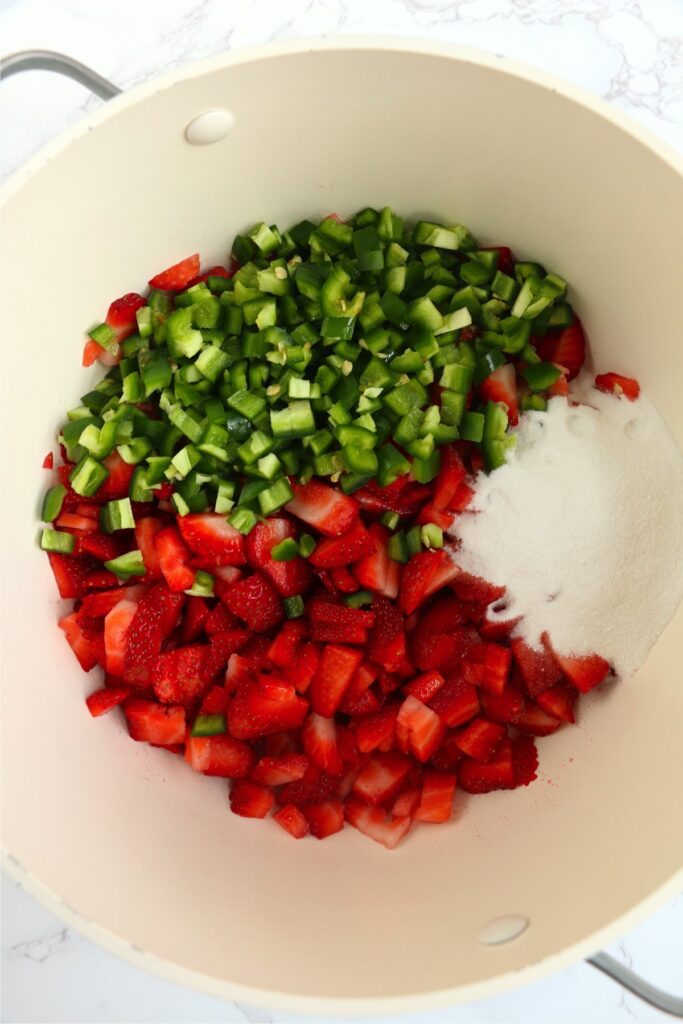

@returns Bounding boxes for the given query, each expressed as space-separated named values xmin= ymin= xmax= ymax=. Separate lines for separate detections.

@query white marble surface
xmin=2 ymin=0 xmax=683 ymax=1021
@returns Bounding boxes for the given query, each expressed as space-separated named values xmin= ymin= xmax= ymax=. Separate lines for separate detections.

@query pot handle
xmin=0 ymin=50 xmax=121 ymax=100
xmin=2 ymin=44 xmax=682 ymax=1024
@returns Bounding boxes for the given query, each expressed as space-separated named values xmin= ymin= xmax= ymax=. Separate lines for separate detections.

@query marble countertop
xmin=2 ymin=0 xmax=682 ymax=1020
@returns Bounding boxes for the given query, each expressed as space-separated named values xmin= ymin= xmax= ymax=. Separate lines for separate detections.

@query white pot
xmin=2 ymin=38 xmax=682 ymax=1016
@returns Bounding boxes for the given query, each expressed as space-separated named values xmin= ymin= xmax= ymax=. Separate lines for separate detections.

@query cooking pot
xmin=1 ymin=38 xmax=682 ymax=1017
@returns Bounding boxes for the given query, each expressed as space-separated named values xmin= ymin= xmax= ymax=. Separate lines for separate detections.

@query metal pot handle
xmin=1 ymin=45 xmax=682 ymax=1021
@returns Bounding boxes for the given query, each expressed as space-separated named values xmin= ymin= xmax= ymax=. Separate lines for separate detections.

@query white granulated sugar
xmin=450 ymin=373 xmax=683 ymax=679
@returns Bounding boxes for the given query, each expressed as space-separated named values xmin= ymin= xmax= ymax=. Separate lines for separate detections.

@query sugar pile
xmin=451 ymin=374 xmax=683 ymax=679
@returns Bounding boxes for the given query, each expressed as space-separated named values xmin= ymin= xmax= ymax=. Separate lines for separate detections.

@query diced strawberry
xmin=512 ymin=734 xmax=539 ymax=787
xmin=595 ymin=372 xmax=640 ymax=401
xmin=153 ymin=526 xmax=196 ymax=593
xmin=429 ymin=676 xmax=480 ymax=727
xmin=416 ymin=504 xmax=455 ymax=530
xmin=229 ymin=779 xmax=274 ymax=819
xmin=84 ymin=568 xmax=121 ymax=590
xmin=285 ymin=478 xmax=359 ymax=537
xmin=285 ymin=641 xmax=321 ymax=694
xmin=399 ymin=549 xmax=459 ymax=615
xmin=199 ymin=684 xmax=230 ymax=715
xmin=308 ymin=642 xmax=362 ymax=717
xmin=134 ymin=518 xmax=165 ymax=580
xmin=516 ymin=703 xmax=563 ymax=736
xmin=201 ymin=629 xmax=251 ymax=682
xmin=186 ymin=734 xmax=253 ymax=777
xmin=123 ymin=585 xmax=185 ymax=686
xmin=93 ymin=451 xmax=135 ymax=502
xmin=148 ymin=253 xmax=200 ymax=291
xmin=454 ymin=717 xmax=506 ymax=762
xmin=462 ymin=642 xmax=512 ymax=695
xmin=538 ymin=319 xmax=586 ymax=380
xmin=181 ymin=596 xmax=210 ymax=643
xmin=151 ymin=646 xmax=207 ymax=705
xmin=251 ymin=753 xmax=309 ymax=786
xmin=124 ymin=699 xmax=186 ymax=745
xmin=256 ymin=673 xmax=296 ymax=703
xmin=552 ymin=648 xmax=611 ymax=692
xmin=56 ymin=511 xmax=99 ymax=533
xmin=106 ymin=292 xmax=146 ymax=341
xmin=203 ymin=602 xmax=236 ymax=636
xmin=480 ymin=363 xmax=518 ymax=425
xmin=58 ymin=611 xmax=101 ymax=671
xmin=277 ymin=764 xmax=337 ymax=807
xmin=210 ymin=565 xmax=244 ymax=601
xmin=428 ymin=731 xmax=464 ymax=771
xmin=329 ymin=566 xmax=359 ymax=593
xmin=347 ymin=691 xmax=383 ymax=718
xmin=308 ymin=598 xmax=375 ymax=646
xmin=222 ymin=573 xmax=284 ymax=633
xmin=344 ymin=797 xmax=412 ymax=849
xmin=76 ymin=531 xmax=127 ymax=562
xmin=432 ymin=445 xmax=467 ymax=511
xmin=450 ymin=481 xmax=476 ymax=512
xmin=85 ymin=686 xmax=130 ymax=717
xmin=396 ymin=695 xmax=445 ymax=763
xmin=79 ymin=584 xmax=145 ymax=618
xmin=225 ymin=654 xmax=253 ymax=691
xmin=450 ymin=572 xmax=505 ymax=605
xmin=309 ymin=519 xmax=375 ymax=569
xmin=352 ymin=523 xmax=400 ymax=599
xmin=391 ymin=787 xmax=421 ymax=818
xmin=355 ymin=703 xmax=400 ymax=753
xmin=478 ymin=609 xmax=521 ymax=642
xmin=479 ymin=686 xmax=525 ymax=725
xmin=267 ymin=620 xmax=307 ymax=668
xmin=104 ymin=598 xmax=139 ymax=676
xmin=228 ymin=679 xmax=308 ymax=739
xmin=411 ymin=616 xmax=475 ymax=672
xmin=404 ymin=670 xmax=446 ymax=704
xmin=303 ymin=799 xmax=345 ymax=839
xmin=366 ymin=595 xmax=406 ymax=673
xmin=536 ymin=682 xmax=577 ymax=724
xmin=178 ymin=513 xmax=246 ymax=567
xmin=48 ymin=552 xmax=96 ymax=599
xmin=302 ymin=712 xmax=343 ymax=775
xmin=43 ymin=451 xmax=54 ymax=469
xmin=82 ymin=337 xmax=119 ymax=367
xmin=548 ymin=372 xmax=569 ymax=397
xmin=355 ymin=478 xmax=429 ymax=517
xmin=511 ymin=636 xmax=561 ymax=697
xmin=459 ymin=739 xmax=515 ymax=793
xmin=274 ymin=804 xmax=310 ymax=839
xmin=352 ymin=752 xmax=412 ymax=806
xmin=413 ymin=771 xmax=456 ymax=823
xmin=186 ymin=262 xmax=236 ymax=287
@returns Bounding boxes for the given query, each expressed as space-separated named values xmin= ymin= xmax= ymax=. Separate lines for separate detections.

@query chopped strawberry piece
xmin=48 ymin=552 xmax=97 ymax=599
xmin=77 ymin=531 xmax=127 ymax=562
xmin=186 ymin=262 xmax=236 ymax=287
xmin=43 ymin=451 xmax=54 ymax=469
xmin=251 ymin=753 xmax=309 ymax=786
xmin=106 ymin=292 xmax=146 ymax=341
xmin=85 ymin=686 xmax=130 ymax=718
xmin=122 ymin=584 xmax=185 ymax=686
xmin=511 ymin=636 xmax=561 ymax=697
xmin=79 ymin=584 xmax=145 ymax=618
xmin=459 ymin=739 xmax=515 ymax=793
xmin=309 ymin=519 xmax=375 ymax=569
xmin=201 ymin=629 xmax=251 ymax=682
xmin=344 ymin=797 xmax=412 ymax=849
xmin=82 ymin=337 xmax=119 ymax=367
xmin=124 ymin=699 xmax=186 ymax=745
xmin=411 ymin=610 xmax=475 ymax=672
xmin=416 ymin=504 xmax=455 ymax=530
xmin=256 ymin=673 xmax=296 ymax=703
xmin=56 ymin=511 xmax=99 ymax=533
xmin=308 ymin=598 xmax=374 ymax=646
xmin=352 ymin=752 xmax=412 ymax=806
xmin=222 ymin=573 xmax=284 ymax=633
xmin=285 ymin=478 xmax=359 ymax=537
xmin=355 ymin=704 xmax=400 ymax=753
xmin=367 ymin=596 xmax=407 ymax=672
xmin=353 ymin=523 xmax=400 ymax=599
xmin=277 ymin=764 xmax=337 ymax=807
xmin=104 ymin=598 xmax=139 ymax=676
xmin=538 ymin=319 xmax=586 ymax=380
xmin=267 ymin=620 xmax=308 ymax=668
xmin=479 ymin=685 xmax=525 ymax=725
xmin=181 ymin=596 xmax=210 ymax=643
xmin=285 ymin=641 xmax=321 ymax=694
xmin=450 ymin=481 xmax=476 ymax=512
xmin=391 ymin=786 xmax=422 ymax=818
xmin=454 ymin=717 xmax=506 ymax=762
xmin=478 ymin=608 xmax=521 ymax=642
xmin=355 ymin=478 xmax=429 ymax=517
xmin=450 ymin=572 xmax=505 ymax=605
xmin=134 ymin=518 xmax=165 ymax=580
xmin=302 ymin=712 xmax=343 ymax=775
xmin=228 ymin=679 xmax=308 ymax=739
xmin=548 ymin=372 xmax=569 ymax=397
xmin=399 ymin=549 xmax=459 ymax=615
xmin=329 ymin=565 xmax=359 ymax=593
xmin=229 ymin=779 xmax=274 ymax=818
xmin=536 ymin=682 xmax=577 ymax=723
xmin=553 ymin=649 xmax=611 ymax=692
xmin=186 ymin=734 xmax=253 ymax=777
xmin=303 ymin=798 xmax=345 ymax=839
xmin=225 ymin=654 xmax=253 ymax=691
xmin=462 ymin=642 xmax=512 ymax=695
xmin=404 ymin=670 xmax=446 ymax=704
xmin=203 ymin=602 xmax=236 ymax=636
xmin=480 ymin=363 xmax=518 ymax=425
xmin=274 ymin=804 xmax=310 ymax=839
xmin=151 ymin=645 xmax=207 ymax=705
xmin=432 ymin=445 xmax=466 ymax=511
xmin=396 ymin=695 xmax=445 ymax=763
xmin=153 ymin=526 xmax=196 ymax=593
xmin=512 ymin=734 xmax=539 ymax=787
xmin=428 ymin=731 xmax=464 ymax=771
xmin=58 ymin=611 xmax=101 ymax=671
xmin=414 ymin=771 xmax=456 ymax=823
xmin=516 ymin=703 xmax=563 ymax=736
xmin=93 ymin=451 xmax=135 ymax=502
xmin=148 ymin=253 xmax=200 ymax=291
xmin=429 ymin=676 xmax=480 ymax=728
xmin=310 ymin=643 xmax=363 ymax=717
xmin=199 ymin=685 xmax=230 ymax=715
xmin=178 ymin=513 xmax=246 ymax=567
xmin=595 ymin=372 xmax=640 ymax=401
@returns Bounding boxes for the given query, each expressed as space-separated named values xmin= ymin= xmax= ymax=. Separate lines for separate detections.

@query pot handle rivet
xmin=478 ymin=914 xmax=529 ymax=945
xmin=185 ymin=110 xmax=234 ymax=145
